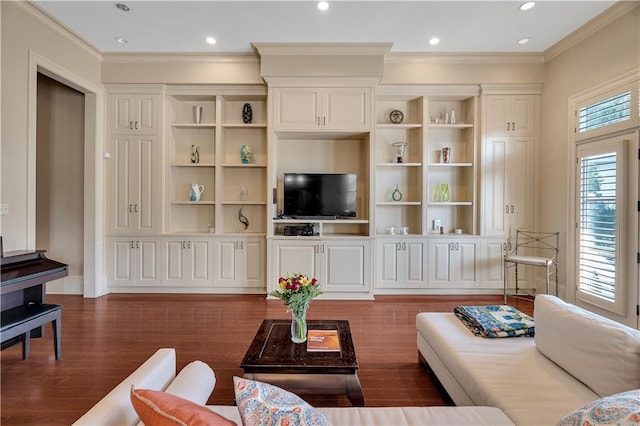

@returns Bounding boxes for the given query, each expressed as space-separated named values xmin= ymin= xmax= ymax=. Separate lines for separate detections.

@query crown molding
xmin=544 ymin=1 xmax=640 ymax=62
xmin=16 ymin=1 xmax=102 ymax=60
xmin=385 ymin=52 xmax=545 ymax=64
xmin=252 ymin=42 xmax=393 ymax=56
xmin=101 ymin=52 xmax=260 ymax=64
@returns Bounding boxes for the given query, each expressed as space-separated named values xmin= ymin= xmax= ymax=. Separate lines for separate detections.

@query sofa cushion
xmin=233 ymin=376 xmax=331 ymax=426
xmin=130 ymin=387 xmax=236 ymax=426
xmin=557 ymin=389 xmax=640 ymax=426
xmin=534 ymin=295 xmax=640 ymax=397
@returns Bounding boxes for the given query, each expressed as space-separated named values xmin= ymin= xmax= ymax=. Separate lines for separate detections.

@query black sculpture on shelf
xmin=238 ymin=206 xmax=249 ymax=231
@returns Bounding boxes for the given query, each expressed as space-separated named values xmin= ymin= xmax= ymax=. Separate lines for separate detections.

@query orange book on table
xmin=307 ymin=330 xmax=340 ymax=352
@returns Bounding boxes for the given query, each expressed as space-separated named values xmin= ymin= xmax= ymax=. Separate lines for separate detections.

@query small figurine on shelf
xmin=240 ymin=144 xmax=253 ymax=164
xmin=191 ymin=144 xmax=200 ymax=164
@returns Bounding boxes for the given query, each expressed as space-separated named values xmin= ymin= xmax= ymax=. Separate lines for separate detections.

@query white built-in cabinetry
xmin=105 ymin=86 xmax=268 ymax=293
xmin=108 ymin=90 xmax=162 ymax=234
xmin=103 ymin=81 xmax=539 ymax=298
xmin=481 ymin=91 xmax=539 ymax=237
xmin=271 ymin=239 xmax=371 ymax=296
xmin=273 ymin=87 xmax=369 ymax=131
xmin=427 ymin=238 xmax=478 ymax=289
xmin=107 ymin=238 xmax=161 ymax=287
xmin=376 ymin=238 xmax=427 ymax=290
xmin=163 ymin=238 xmax=214 ymax=286
xmin=215 ymin=237 xmax=265 ymax=290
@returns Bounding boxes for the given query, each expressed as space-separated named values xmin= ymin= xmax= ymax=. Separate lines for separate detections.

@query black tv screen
xmin=283 ymin=173 xmax=357 ymax=219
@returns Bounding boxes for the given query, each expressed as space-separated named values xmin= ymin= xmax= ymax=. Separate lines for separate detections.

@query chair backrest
xmin=514 ymin=230 xmax=559 ymax=261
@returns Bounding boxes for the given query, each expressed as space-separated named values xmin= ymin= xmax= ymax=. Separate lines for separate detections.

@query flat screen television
xmin=283 ymin=173 xmax=357 ymax=219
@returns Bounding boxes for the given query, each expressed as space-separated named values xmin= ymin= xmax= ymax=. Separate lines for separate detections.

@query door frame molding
xmin=27 ymin=50 xmax=106 ymax=297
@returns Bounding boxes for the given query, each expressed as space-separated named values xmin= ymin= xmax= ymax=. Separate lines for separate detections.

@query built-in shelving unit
xmin=165 ymin=88 xmax=268 ymax=235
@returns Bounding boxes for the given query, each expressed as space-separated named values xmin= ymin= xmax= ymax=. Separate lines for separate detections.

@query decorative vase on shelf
xmin=242 ymin=103 xmax=253 ymax=124
xmin=190 ymin=183 xmax=205 ymax=202
xmin=440 ymin=183 xmax=450 ymax=202
xmin=240 ymin=145 xmax=253 ymax=164
xmin=291 ymin=304 xmax=309 ymax=344
xmin=391 ymin=185 xmax=403 ymax=201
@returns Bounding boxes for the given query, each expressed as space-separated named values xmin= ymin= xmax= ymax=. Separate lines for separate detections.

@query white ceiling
xmin=34 ymin=1 xmax=617 ymax=54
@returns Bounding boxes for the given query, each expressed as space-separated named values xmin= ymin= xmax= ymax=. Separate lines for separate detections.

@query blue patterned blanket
xmin=454 ymin=305 xmax=535 ymax=338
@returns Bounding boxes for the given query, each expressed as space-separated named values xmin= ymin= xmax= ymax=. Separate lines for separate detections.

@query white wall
xmin=0 ymin=1 xmax=101 ymax=251
xmin=540 ymin=5 xmax=640 ymax=298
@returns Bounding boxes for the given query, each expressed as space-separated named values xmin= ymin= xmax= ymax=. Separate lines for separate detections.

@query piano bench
xmin=1 ymin=303 xmax=62 ymax=360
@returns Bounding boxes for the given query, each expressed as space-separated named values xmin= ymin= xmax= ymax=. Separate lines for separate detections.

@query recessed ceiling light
xmin=428 ymin=37 xmax=440 ymax=46
xmin=115 ymin=3 xmax=130 ymax=12
xmin=206 ymin=37 xmax=217 ymax=45
xmin=519 ymin=2 xmax=535 ymax=11
xmin=517 ymin=37 xmax=531 ymax=45
xmin=115 ymin=36 xmax=128 ymax=44
xmin=317 ymin=1 xmax=329 ymax=11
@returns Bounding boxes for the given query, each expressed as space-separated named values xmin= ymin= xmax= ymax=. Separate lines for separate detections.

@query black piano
xmin=1 ymin=248 xmax=68 ymax=349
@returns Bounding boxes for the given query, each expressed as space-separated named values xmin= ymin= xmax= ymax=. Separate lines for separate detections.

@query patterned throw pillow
xmin=557 ymin=389 xmax=640 ymax=426
xmin=233 ymin=376 xmax=332 ymax=426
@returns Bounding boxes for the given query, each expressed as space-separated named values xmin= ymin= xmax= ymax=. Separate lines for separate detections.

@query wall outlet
xmin=0 ymin=204 xmax=8 ymax=215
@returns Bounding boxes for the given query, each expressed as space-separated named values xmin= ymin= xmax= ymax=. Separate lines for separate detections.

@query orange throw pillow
xmin=130 ymin=386 xmax=236 ymax=426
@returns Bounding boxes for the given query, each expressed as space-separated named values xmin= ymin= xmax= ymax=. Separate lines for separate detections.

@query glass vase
xmin=290 ymin=305 xmax=308 ymax=344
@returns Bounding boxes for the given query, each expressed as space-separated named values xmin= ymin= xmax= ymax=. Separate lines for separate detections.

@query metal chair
xmin=504 ymin=230 xmax=559 ymax=303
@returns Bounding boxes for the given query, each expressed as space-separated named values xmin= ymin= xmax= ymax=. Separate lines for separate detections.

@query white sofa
xmin=73 ymin=348 xmax=513 ymax=426
xmin=417 ymin=294 xmax=640 ymax=425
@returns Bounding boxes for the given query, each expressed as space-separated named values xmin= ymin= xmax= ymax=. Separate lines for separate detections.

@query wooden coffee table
xmin=240 ymin=319 xmax=364 ymax=406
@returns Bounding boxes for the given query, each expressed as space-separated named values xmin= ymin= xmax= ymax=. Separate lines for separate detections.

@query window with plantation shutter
xmin=578 ymin=91 xmax=630 ymax=133
xmin=576 ymin=138 xmax=627 ymax=313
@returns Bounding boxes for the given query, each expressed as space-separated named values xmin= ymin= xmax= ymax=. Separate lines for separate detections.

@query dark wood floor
xmin=0 ymin=293 xmax=534 ymax=425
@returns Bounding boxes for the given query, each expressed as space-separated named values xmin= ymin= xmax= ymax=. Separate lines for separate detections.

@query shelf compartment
xmin=168 ymin=204 xmax=215 ymax=234
xmin=222 ymin=127 xmax=267 ymax=166
xmin=221 ymin=167 xmax=266 ymax=203
xmin=167 ymin=96 xmax=216 ymax=125
xmin=376 ymin=127 xmax=423 ymax=164
xmin=376 ymin=96 xmax=424 ymax=126
xmin=169 ymin=127 xmax=215 ymax=165
xmin=222 ymin=204 xmax=266 ymax=234
xmin=375 ymin=204 xmax=422 ymax=236
xmin=220 ymin=97 xmax=267 ymax=126
xmin=425 ymin=203 xmax=474 ymax=236
xmin=376 ymin=167 xmax=422 ymax=204
xmin=170 ymin=167 xmax=215 ymax=203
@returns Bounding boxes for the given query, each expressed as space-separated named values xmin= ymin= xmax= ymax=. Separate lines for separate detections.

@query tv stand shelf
xmin=273 ymin=219 xmax=369 ymax=237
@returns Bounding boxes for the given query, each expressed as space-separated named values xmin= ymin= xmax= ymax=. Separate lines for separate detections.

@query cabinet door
xmin=164 ymin=239 xmax=188 ymax=284
xmin=242 ymin=239 xmax=265 ymax=288
xmin=217 ymin=238 xmax=264 ymax=288
xmin=377 ymin=241 xmax=400 ymax=287
xmin=188 ymin=239 xmax=212 ymax=284
xmin=272 ymin=241 xmax=320 ymax=293
xmin=485 ymin=95 xmax=535 ymax=137
xmin=110 ymin=239 xmax=135 ymax=286
xmin=483 ymin=137 xmax=508 ymax=236
xmin=323 ymin=240 xmax=370 ymax=293
xmin=481 ymin=239 xmax=506 ymax=289
xmin=324 ymin=88 xmax=369 ymax=130
xmin=109 ymin=94 xmax=160 ymax=135
xmin=505 ymin=137 xmax=534 ymax=234
xmin=482 ymin=137 xmax=533 ymax=236
xmin=135 ymin=240 xmax=160 ymax=285
xmin=217 ymin=240 xmax=238 ymax=284
xmin=273 ymin=88 xmax=320 ymax=130
xmin=455 ymin=241 xmax=478 ymax=288
xmin=110 ymin=135 xmax=160 ymax=234
xmin=377 ymin=240 xmax=425 ymax=289
xmin=428 ymin=240 xmax=452 ymax=287
xmin=108 ymin=238 xmax=159 ymax=287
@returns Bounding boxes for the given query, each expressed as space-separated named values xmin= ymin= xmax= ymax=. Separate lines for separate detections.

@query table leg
xmin=345 ymin=374 xmax=365 ymax=407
